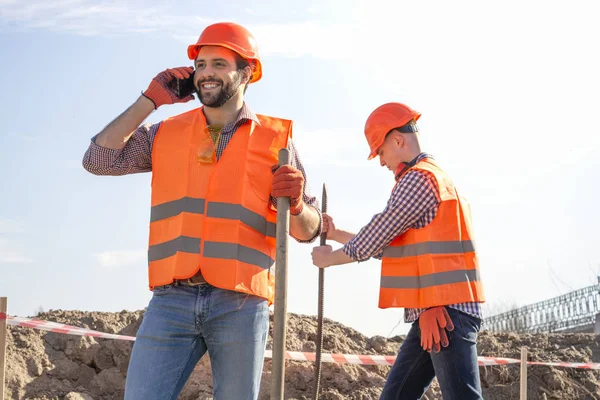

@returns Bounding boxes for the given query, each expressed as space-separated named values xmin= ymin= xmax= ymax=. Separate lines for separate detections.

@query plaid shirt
xmin=82 ymin=102 xmax=321 ymax=243
xmin=342 ymin=153 xmax=482 ymax=322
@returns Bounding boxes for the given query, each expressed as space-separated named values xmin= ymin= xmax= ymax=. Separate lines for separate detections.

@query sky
xmin=1 ymin=0 xmax=599 ymax=338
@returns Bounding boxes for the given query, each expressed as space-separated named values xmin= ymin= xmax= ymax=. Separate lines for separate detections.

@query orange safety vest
xmin=379 ymin=158 xmax=485 ymax=309
xmin=148 ymin=107 xmax=291 ymax=304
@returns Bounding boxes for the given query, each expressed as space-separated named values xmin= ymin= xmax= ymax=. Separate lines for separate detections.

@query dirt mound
xmin=5 ymin=309 xmax=600 ymax=399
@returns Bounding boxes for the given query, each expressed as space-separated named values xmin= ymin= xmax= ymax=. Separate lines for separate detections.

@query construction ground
xmin=6 ymin=309 xmax=600 ymax=399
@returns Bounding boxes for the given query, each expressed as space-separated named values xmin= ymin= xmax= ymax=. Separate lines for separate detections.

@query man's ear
xmin=242 ymin=66 xmax=252 ymax=85
xmin=393 ymin=131 xmax=405 ymax=148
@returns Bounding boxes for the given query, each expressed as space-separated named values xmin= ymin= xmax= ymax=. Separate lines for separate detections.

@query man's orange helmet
xmin=364 ymin=102 xmax=421 ymax=160
xmin=187 ymin=22 xmax=262 ymax=83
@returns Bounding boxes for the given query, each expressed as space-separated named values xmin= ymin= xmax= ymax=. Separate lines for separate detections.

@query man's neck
xmin=203 ymin=97 xmax=244 ymax=126
xmin=395 ymin=151 xmax=426 ymax=181
xmin=402 ymin=150 xmax=422 ymax=165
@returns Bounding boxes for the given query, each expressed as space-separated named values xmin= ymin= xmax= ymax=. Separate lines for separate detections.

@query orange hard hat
xmin=187 ymin=22 xmax=262 ymax=83
xmin=364 ymin=102 xmax=421 ymax=160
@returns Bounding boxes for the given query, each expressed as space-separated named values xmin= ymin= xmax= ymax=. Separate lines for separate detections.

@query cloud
xmin=0 ymin=253 xmax=32 ymax=264
xmin=2 ymin=0 xmax=599 ymax=70
xmin=6 ymin=132 xmax=34 ymax=142
xmin=0 ymin=238 xmax=32 ymax=264
xmin=248 ymin=21 xmax=356 ymax=60
xmin=0 ymin=0 xmax=216 ymax=37
xmin=57 ymin=159 xmax=86 ymax=170
xmin=94 ymin=250 xmax=146 ymax=268
xmin=0 ymin=219 xmax=31 ymax=263
xmin=292 ymin=126 xmax=371 ymax=167
xmin=0 ymin=217 xmax=24 ymax=233
xmin=171 ymin=21 xmax=358 ymax=60
xmin=0 ymin=0 xmax=362 ymax=60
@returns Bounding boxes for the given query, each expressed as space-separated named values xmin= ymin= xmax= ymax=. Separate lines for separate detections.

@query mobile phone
xmin=169 ymin=74 xmax=196 ymax=98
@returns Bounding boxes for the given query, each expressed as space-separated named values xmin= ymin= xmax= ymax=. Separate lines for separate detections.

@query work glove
xmin=142 ymin=67 xmax=195 ymax=109
xmin=419 ymin=306 xmax=455 ymax=353
xmin=271 ymin=165 xmax=305 ymax=215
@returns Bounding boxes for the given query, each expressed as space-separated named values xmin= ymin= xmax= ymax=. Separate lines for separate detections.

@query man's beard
xmin=196 ymin=72 xmax=242 ymax=108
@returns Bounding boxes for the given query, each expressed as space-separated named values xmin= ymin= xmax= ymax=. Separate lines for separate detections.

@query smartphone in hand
xmin=169 ymin=73 xmax=196 ymax=98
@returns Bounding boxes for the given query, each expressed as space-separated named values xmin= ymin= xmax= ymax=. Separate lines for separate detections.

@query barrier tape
xmin=4 ymin=314 xmax=599 ymax=369
xmin=263 ymin=351 xmax=521 ymax=367
xmin=528 ymin=361 xmax=600 ymax=370
xmin=5 ymin=315 xmax=136 ymax=341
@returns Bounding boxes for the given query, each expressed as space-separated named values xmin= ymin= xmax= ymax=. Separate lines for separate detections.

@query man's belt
xmin=173 ymin=269 xmax=207 ymax=286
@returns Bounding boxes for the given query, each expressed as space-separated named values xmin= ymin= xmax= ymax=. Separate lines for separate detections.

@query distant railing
xmin=484 ymin=284 xmax=600 ymax=333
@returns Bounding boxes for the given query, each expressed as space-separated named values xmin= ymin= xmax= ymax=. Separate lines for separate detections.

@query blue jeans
xmin=380 ymin=307 xmax=483 ymax=400
xmin=124 ymin=283 xmax=269 ymax=400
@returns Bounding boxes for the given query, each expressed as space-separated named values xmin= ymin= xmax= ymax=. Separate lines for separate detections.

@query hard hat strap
xmin=396 ymin=123 xmax=419 ymax=133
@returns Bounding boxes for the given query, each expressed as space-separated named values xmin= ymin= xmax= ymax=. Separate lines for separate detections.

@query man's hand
xmin=322 ymin=213 xmax=340 ymax=242
xmin=271 ymin=165 xmax=305 ymax=215
xmin=418 ymin=307 xmax=455 ymax=353
xmin=142 ymin=67 xmax=195 ymax=109
xmin=311 ymin=245 xmax=333 ymax=268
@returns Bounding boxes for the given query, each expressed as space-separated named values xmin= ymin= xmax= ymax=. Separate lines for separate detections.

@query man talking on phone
xmin=82 ymin=22 xmax=321 ymax=400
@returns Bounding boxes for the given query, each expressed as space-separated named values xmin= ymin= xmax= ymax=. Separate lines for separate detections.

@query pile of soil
xmin=5 ymin=310 xmax=600 ymax=399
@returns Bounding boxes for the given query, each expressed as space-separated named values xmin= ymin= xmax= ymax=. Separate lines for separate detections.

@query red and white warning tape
xmin=264 ymin=351 xmax=520 ymax=367
xmin=478 ymin=356 xmax=520 ymax=367
xmin=527 ymin=361 xmax=600 ymax=370
xmin=263 ymin=350 xmax=399 ymax=366
xmin=3 ymin=314 xmax=599 ymax=369
xmin=3 ymin=314 xmax=136 ymax=341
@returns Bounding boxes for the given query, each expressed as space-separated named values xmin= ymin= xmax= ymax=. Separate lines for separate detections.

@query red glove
xmin=271 ymin=165 xmax=305 ymax=215
xmin=419 ymin=307 xmax=454 ymax=353
xmin=142 ymin=67 xmax=195 ymax=109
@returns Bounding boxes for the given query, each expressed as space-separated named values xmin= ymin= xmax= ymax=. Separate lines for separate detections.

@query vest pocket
xmin=245 ymin=152 xmax=275 ymax=203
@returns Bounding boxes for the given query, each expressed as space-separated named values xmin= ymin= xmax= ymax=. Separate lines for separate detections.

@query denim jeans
xmin=380 ymin=307 xmax=483 ymax=400
xmin=124 ymin=283 xmax=269 ymax=400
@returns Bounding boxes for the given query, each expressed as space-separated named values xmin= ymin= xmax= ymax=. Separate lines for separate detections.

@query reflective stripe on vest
xmin=206 ymin=202 xmax=276 ymax=238
xmin=380 ymin=268 xmax=480 ymax=289
xmin=150 ymin=197 xmax=276 ymax=237
xmin=383 ymin=240 xmax=475 ymax=259
xmin=148 ymin=236 xmax=201 ymax=262
xmin=203 ymin=241 xmax=274 ymax=269
xmin=150 ymin=197 xmax=205 ymax=222
xmin=148 ymin=198 xmax=276 ymax=265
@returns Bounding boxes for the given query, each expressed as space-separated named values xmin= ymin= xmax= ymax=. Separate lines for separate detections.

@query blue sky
xmin=1 ymin=0 xmax=599 ymax=338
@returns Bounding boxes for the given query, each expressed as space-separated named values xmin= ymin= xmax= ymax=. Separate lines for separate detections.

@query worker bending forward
xmin=311 ymin=102 xmax=485 ymax=400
